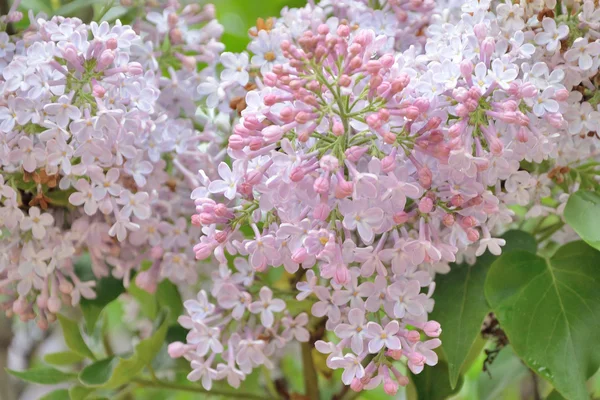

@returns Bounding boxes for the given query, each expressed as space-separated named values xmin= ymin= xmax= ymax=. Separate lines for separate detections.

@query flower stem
xmin=301 ymin=341 xmax=320 ymax=400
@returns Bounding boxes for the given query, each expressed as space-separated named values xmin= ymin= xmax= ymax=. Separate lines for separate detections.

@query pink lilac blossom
xmin=0 ymin=2 xmax=228 ymax=327
xmin=169 ymin=0 xmax=600 ymax=395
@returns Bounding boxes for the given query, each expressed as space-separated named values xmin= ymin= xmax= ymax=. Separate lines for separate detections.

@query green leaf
xmin=430 ymin=230 xmax=536 ymax=388
xmin=156 ymin=280 xmax=183 ymax=323
xmin=55 ymin=0 xmax=102 ymax=17
xmin=19 ymin=0 xmax=53 ymax=15
xmin=78 ymin=357 xmax=118 ymax=387
xmin=40 ymin=389 xmax=70 ymax=400
xmin=485 ymin=241 xmax=600 ymax=400
xmin=44 ymin=351 xmax=85 ymax=366
xmin=57 ymin=314 xmax=96 ymax=360
xmin=411 ymin=360 xmax=464 ymax=400
xmin=7 ymin=367 xmax=76 ymax=384
xmin=128 ymin=278 xmax=158 ymax=319
xmin=69 ymin=385 xmax=96 ymax=400
xmin=78 ymin=312 xmax=169 ymax=388
xmin=476 ymin=345 xmax=529 ymax=400
xmin=546 ymin=390 xmax=568 ymax=400
xmin=564 ymin=190 xmax=600 ymax=251
xmin=80 ymin=274 xmax=125 ymax=333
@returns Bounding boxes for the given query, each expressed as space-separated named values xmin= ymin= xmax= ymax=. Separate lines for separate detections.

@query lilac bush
xmin=2 ymin=0 xmax=600 ymax=399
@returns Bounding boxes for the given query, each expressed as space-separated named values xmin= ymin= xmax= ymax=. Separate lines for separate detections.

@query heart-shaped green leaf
xmin=430 ymin=230 xmax=536 ymax=387
xmin=485 ymin=241 xmax=600 ymax=400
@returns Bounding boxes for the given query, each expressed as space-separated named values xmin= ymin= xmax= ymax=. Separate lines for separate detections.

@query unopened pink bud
xmin=313 ymin=176 xmax=330 ymax=194
xmin=128 ymin=62 xmax=143 ymax=76
xmin=98 ymin=49 xmax=115 ymax=67
xmin=350 ymin=378 xmax=364 ymax=392
xmin=290 ymin=166 xmax=306 ymax=182
xmin=334 ymin=266 xmax=351 ymax=285
xmin=381 ymin=155 xmax=396 ymax=173
xmin=383 ymin=131 xmax=396 ymax=144
xmin=106 ymin=38 xmax=118 ymax=50
xmin=332 ymin=121 xmax=344 ymax=136
xmin=92 ymin=84 xmax=106 ymax=98
xmin=467 ymin=228 xmax=480 ymax=242
xmin=313 ymin=203 xmax=330 ymax=221
xmin=339 ymin=75 xmax=351 ymax=87
xmin=168 ymin=342 xmax=187 ymax=358
xmin=337 ymin=24 xmax=350 ymax=37
xmin=388 ymin=349 xmax=403 ymax=360
xmin=228 ymin=134 xmax=245 ymax=150
xmin=47 ymin=297 xmax=61 ymax=314
xmin=393 ymin=211 xmax=409 ymax=224
xmin=418 ymin=197 xmax=434 ymax=213
xmin=460 ymin=60 xmax=473 ymax=77
xmin=407 ymin=330 xmax=421 ymax=342
xmin=244 ymin=117 xmax=261 ymax=131
xmin=554 ymin=88 xmax=569 ymax=101
xmin=418 ymin=167 xmax=432 ymax=189
xmin=262 ymin=125 xmax=285 ymax=143
xmin=384 ymin=380 xmax=399 ymax=395
xmin=345 ymin=146 xmax=368 ymax=162
xmin=317 ymin=24 xmax=329 ymax=35
xmin=424 ymin=321 xmax=442 ymax=337
xmin=442 ymin=213 xmax=455 ymax=227
xmin=194 ymin=243 xmax=213 ymax=260
xmin=292 ymin=248 xmax=308 ymax=263
xmin=473 ymin=23 xmax=487 ymax=40
xmin=215 ymin=231 xmax=228 ymax=243
xmin=335 ymin=180 xmax=353 ymax=198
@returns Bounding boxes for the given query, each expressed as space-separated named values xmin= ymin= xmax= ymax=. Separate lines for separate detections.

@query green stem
xmin=133 ymin=378 xmax=273 ymax=400
xmin=301 ymin=341 xmax=320 ymax=400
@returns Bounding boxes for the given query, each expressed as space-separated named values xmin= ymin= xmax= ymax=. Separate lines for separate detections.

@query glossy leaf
xmin=485 ymin=241 xmax=600 ymax=400
xmin=78 ymin=312 xmax=169 ymax=388
xmin=430 ymin=230 xmax=536 ymax=387
xmin=57 ymin=314 xmax=96 ymax=360
xmin=7 ymin=367 xmax=76 ymax=384
xmin=411 ymin=360 xmax=463 ymax=400
xmin=564 ymin=190 xmax=600 ymax=251
xmin=44 ymin=351 xmax=85 ymax=366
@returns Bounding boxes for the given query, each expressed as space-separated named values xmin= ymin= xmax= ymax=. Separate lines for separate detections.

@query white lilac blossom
xmin=169 ymin=0 xmax=600 ymax=395
xmin=0 ymin=3 xmax=227 ymax=327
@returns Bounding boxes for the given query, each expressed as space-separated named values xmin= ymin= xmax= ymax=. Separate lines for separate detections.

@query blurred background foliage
xmin=4 ymin=0 xmax=600 ymax=399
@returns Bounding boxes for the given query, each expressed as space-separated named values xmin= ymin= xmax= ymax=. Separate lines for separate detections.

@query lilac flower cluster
xmin=0 ymin=2 xmax=226 ymax=327
xmin=170 ymin=0 xmax=600 ymax=395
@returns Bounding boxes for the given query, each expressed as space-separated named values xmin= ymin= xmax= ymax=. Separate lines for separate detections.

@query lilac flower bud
xmin=345 ymin=146 xmax=368 ymax=162
xmin=127 ymin=62 xmax=144 ymax=75
xmin=424 ymin=321 xmax=442 ymax=337
xmin=168 ymin=342 xmax=187 ymax=358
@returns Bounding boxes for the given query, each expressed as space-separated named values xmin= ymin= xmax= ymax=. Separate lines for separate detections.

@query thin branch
xmin=301 ymin=341 xmax=320 ymax=400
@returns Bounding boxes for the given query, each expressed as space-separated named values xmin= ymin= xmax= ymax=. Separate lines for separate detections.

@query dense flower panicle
xmin=0 ymin=2 xmax=227 ymax=327
xmin=2 ymin=0 xmax=600 ymax=395
xmin=172 ymin=0 xmax=600 ymax=394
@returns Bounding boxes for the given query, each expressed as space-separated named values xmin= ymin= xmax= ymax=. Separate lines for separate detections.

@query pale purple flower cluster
xmin=0 ymin=2 xmax=226 ymax=327
xmin=175 ymin=0 xmax=600 ymax=395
